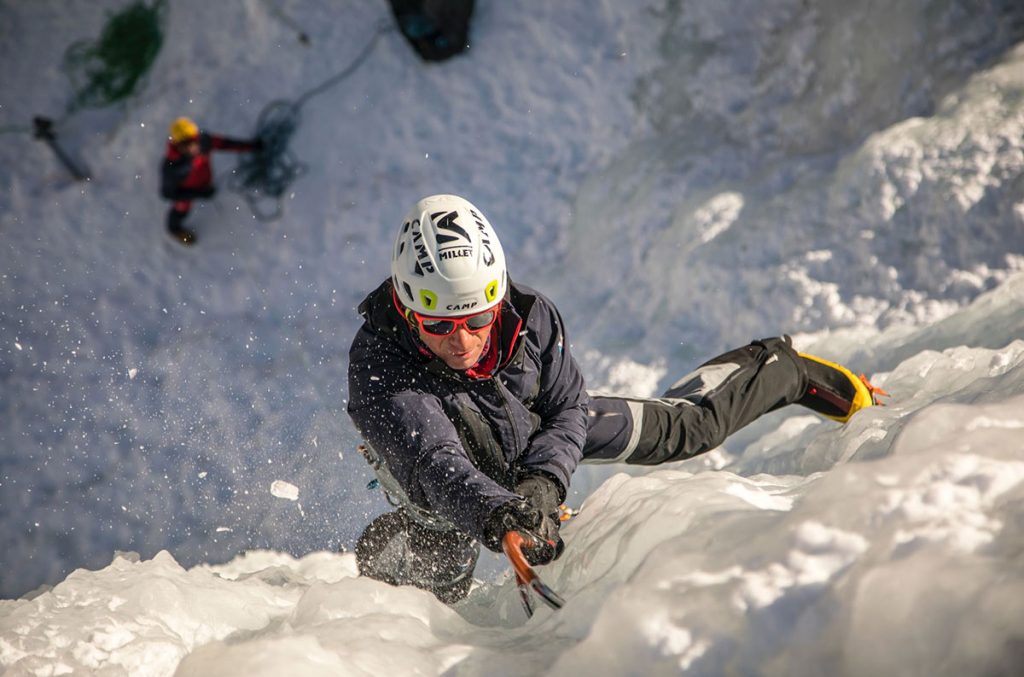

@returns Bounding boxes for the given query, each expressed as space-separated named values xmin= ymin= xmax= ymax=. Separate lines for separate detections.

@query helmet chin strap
xmin=390 ymin=286 xmax=417 ymax=327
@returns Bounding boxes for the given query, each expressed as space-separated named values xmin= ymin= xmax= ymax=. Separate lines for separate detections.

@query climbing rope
xmin=293 ymin=23 xmax=391 ymax=109
xmin=5 ymin=3 xmax=390 ymax=200
xmin=259 ymin=0 xmax=311 ymax=46
xmin=227 ymin=21 xmax=393 ymax=221
xmin=226 ymin=100 xmax=308 ymax=221
xmin=1 ymin=1 xmax=164 ymax=176
xmin=62 ymin=0 xmax=166 ymax=111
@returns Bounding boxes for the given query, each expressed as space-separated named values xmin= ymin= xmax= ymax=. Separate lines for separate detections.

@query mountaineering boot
xmin=168 ymin=224 xmax=196 ymax=245
xmin=166 ymin=207 xmax=196 ymax=246
xmin=796 ymin=353 xmax=888 ymax=423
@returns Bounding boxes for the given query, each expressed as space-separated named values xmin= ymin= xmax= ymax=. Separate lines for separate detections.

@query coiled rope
xmin=63 ymin=0 xmax=166 ymax=112
xmin=2 ymin=1 xmax=165 ymax=177
xmin=227 ymin=22 xmax=393 ymax=221
xmin=3 ymin=4 xmax=391 ymax=204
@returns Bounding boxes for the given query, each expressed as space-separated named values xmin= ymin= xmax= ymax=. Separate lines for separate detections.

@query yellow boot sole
xmin=798 ymin=353 xmax=885 ymax=423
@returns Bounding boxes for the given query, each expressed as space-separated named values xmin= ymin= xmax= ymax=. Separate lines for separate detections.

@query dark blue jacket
xmin=347 ymin=280 xmax=589 ymax=541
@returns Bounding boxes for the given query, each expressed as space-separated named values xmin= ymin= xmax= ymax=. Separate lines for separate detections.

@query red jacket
xmin=160 ymin=132 xmax=256 ymax=201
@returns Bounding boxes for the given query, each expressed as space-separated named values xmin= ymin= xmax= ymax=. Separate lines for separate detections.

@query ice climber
xmin=347 ymin=194 xmax=886 ymax=603
xmin=159 ymin=116 xmax=261 ymax=245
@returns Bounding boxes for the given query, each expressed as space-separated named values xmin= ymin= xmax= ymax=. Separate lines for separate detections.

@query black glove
xmin=516 ymin=474 xmax=561 ymax=517
xmin=482 ymin=475 xmax=565 ymax=566
xmin=515 ymin=474 xmax=565 ymax=565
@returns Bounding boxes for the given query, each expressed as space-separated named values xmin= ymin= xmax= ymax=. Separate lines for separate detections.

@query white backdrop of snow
xmin=1 ymin=0 xmax=1024 ymax=674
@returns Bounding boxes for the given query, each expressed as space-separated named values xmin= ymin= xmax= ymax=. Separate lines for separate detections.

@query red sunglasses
xmin=411 ymin=304 xmax=500 ymax=336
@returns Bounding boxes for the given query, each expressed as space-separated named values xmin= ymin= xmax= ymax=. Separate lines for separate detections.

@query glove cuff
xmin=515 ymin=473 xmax=562 ymax=516
xmin=481 ymin=498 xmax=542 ymax=553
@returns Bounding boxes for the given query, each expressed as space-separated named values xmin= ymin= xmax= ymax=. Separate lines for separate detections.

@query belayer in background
xmin=160 ymin=116 xmax=261 ymax=245
xmin=347 ymin=194 xmax=888 ymax=604
xmin=388 ymin=0 xmax=474 ymax=62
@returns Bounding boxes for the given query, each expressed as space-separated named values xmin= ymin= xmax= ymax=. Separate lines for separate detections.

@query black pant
xmin=355 ymin=508 xmax=479 ymax=604
xmin=583 ymin=337 xmax=806 ymax=465
xmin=166 ymin=202 xmax=191 ymax=233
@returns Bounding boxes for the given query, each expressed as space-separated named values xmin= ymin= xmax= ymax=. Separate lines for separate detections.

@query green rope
xmin=0 ymin=2 xmax=165 ymax=162
xmin=62 ymin=0 xmax=166 ymax=111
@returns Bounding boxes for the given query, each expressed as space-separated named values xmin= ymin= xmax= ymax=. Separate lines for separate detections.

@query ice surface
xmin=2 ymin=0 xmax=1024 ymax=674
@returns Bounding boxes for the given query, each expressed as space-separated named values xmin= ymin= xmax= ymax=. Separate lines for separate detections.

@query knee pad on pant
xmin=356 ymin=510 xmax=479 ymax=604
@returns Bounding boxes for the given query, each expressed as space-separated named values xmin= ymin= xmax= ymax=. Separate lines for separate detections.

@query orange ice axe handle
xmin=502 ymin=531 xmax=565 ymax=615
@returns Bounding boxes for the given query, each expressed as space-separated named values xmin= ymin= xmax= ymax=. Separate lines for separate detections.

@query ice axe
xmin=502 ymin=531 xmax=566 ymax=618
xmin=32 ymin=116 xmax=90 ymax=181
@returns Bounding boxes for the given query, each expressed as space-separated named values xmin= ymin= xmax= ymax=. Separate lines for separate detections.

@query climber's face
xmin=177 ymin=139 xmax=200 ymax=157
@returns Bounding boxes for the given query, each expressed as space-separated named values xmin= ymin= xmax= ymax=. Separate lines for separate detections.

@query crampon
xmin=859 ymin=373 xmax=890 ymax=405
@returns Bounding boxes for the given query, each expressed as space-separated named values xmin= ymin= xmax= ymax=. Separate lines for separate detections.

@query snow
xmin=2 ymin=0 xmax=1024 ymax=674
xmin=270 ymin=480 xmax=300 ymax=502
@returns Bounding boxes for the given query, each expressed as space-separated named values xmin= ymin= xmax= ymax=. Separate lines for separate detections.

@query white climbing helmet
xmin=391 ymin=194 xmax=507 ymax=316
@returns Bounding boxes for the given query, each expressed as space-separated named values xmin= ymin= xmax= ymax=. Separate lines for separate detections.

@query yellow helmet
xmin=168 ymin=117 xmax=199 ymax=144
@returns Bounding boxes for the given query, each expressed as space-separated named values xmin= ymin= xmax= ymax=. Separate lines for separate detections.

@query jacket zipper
xmin=492 ymin=376 xmax=522 ymax=486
